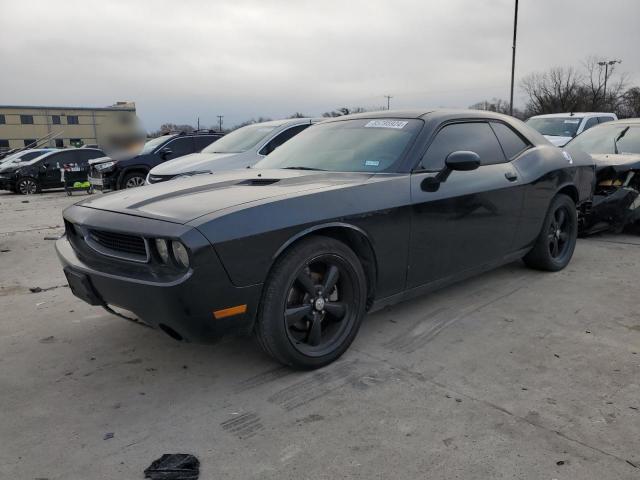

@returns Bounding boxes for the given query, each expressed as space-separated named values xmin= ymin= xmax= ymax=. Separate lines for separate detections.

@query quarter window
xmin=491 ymin=122 xmax=530 ymax=159
xmin=421 ymin=122 xmax=506 ymax=170
xmin=582 ymin=117 xmax=599 ymax=131
xmin=260 ymin=124 xmax=310 ymax=155
xmin=67 ymin=115 xmax=79 ymax=124
xmin=24 ymin=139 xmax=36 ymax=147
xmin=598 ymin=116 xmax=614 ymax=124
xmin=20 ymin=115 xmax=34 ymax=124
xmin=52 ymin=115 xmax=61 ymax=125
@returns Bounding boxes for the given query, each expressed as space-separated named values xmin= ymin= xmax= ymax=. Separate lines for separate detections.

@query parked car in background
xmin=526 ymin=112 xmax=617 ymax=146
xmin=146 ymin=118 xmax=319 ymax=184
xmin=88 ymin=130 xmax=223 ymax=191
xmin=57 ymin=109 xmax=594 ymax=369
xmin=565 ymin=118 xmax=640 ymax=235
xmin=0 ymin=148 xmax=104 ymax=194
xmin=0 ymin=148 xmax=57 ymax=167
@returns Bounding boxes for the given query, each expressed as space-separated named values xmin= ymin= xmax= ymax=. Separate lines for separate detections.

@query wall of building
xmin=0 ymin=102 xmax=136 ymax=151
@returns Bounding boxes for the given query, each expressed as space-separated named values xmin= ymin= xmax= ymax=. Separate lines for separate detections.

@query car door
xmin=40 ymin=151 xmax=76 ymax=187
xmin=407 ymin=120 xmax=524 ymax=288
xmin=154 ymin=137 xmax=194 ymax=166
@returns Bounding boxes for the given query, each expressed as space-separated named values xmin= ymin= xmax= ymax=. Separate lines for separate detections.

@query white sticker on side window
xmin=364 ymin=160 xmax=380 ymax=167
xmin=364 ymin=120 xmax=408 ymax=129
xmin=563 ymin=120 xmax=580 ymax=124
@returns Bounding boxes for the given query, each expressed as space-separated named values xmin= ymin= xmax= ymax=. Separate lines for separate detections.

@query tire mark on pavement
xmin=221 ymin=412 xmax=264 ymax=439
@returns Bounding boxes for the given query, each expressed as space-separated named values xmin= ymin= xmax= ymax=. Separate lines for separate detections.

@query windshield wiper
xmin=283 ymin=166 xmax=326 ymax=171
xmin=614 ymin=127 xmax=630 ymax=154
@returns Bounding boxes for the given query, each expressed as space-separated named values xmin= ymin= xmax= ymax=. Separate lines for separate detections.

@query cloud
xmin=1 ymin=0 xmax=638 ymax=129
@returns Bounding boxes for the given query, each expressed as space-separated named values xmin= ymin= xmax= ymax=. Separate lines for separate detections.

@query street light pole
xmin=597 ymin=59 xmax=622 ymax=106
xmin=384 ymin=95 xmax=392 ymax=110
xmin=217 ymin=115 xmax=224 ymax=131
xmin=509 ymin=0 xmax=519 ymax=116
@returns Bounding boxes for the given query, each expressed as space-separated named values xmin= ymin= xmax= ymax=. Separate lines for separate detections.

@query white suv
xmin=526 ymin=112 xmax=618 ymax=146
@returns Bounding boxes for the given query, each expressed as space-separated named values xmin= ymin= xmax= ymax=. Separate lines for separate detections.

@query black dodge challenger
xmin=56 ymin=110 xmax=595 ymax=369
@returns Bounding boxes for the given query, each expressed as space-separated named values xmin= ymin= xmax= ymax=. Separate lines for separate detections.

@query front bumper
xmin=88 ymin=169 xmax=118 ymax=192
xmin=55 ymin=207 xmax=263 ymax=343
xmin=0 ymin=175 xmax=15 ymax=190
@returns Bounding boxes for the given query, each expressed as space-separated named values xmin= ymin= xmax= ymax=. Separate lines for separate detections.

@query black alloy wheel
xmin=523 ymin=193 xmax=577 ymax=271
xmin=17 ymin=178 xmax=39 ymax=195
xmin=256 ymin=236 xmax=367 ymax=369
xmin=124 ymin=173 xmax=146 ymax=188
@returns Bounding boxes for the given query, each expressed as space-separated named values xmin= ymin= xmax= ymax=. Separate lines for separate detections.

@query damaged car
xmin=565 ymin=118 xmax=640 ymax=235
xmin=56 ymin=109 xmax=594 ymax=369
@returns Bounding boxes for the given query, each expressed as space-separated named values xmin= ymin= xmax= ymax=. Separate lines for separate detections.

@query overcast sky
xmin=1 ymin=0 xmax=638 ymax=130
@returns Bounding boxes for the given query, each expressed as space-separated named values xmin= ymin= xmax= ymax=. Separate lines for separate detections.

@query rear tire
xmin=523 ymin=193 xmax=577 ymax=271
xmin=255 ymin=236 xmax=367 ymax=370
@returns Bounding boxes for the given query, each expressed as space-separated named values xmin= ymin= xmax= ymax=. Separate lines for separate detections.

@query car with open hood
xmin=565 ymin=118 xmax=640 ymax=234
xmin=145 ymin=118 xmax=320 ymax=184
xmin=0 ymin=148 xmax=104 ymax=194
xmin=56 ymin=109 xmax=594 ymax=369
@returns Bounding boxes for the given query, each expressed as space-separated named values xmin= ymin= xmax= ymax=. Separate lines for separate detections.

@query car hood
xmin=149 ymin=152 xmax=243 ymax=176
xmin=76 ymin=169 xmax=372 ymax=224
xmin=544 ymin=135 xmax=572 ymax=147
xmin=591 ymin=153 xmax=640 ymax=173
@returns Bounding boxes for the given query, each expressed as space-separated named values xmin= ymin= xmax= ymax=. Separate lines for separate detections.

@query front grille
xmin=88 ymin=229 xmax=147 ymax=257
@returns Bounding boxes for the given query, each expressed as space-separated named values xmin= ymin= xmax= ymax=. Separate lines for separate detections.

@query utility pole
xmin=384 ymin=95 xmax=392 ymax=110
xmin=217 ymin=115 xmax=224 ymax=131
xmin=598 ymin=59 xmax=622 ymax=106
xmin=197 ymin=117 xmax=200 ymax=130
xmin=509 ymin=0 xmax=519 ymax=116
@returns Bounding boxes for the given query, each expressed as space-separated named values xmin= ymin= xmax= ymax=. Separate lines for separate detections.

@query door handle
xmin=505 ymin=171 xmax=518 ymax=182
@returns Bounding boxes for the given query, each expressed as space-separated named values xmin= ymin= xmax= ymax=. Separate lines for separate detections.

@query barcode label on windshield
xmin=364 ymin=120 xmax=408 ymax=129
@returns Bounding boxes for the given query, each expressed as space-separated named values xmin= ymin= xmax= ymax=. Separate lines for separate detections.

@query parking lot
xmin=1 ymin=190 xmax=639 ymax=479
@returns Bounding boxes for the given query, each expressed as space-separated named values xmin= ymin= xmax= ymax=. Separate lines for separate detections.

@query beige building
xmin=0 ymin=102 xmax=137 ymax=152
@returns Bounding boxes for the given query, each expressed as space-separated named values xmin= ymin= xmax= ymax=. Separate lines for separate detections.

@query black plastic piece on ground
xmin=144 ymin=454 xmax=200 ymax=480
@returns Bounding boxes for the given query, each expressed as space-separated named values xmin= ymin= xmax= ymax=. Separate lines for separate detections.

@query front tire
xmin=255 ymin=236 xmax=367 ymax=370
xmin=16 ymin=177 xmax=39 ymax=195
xmin=523 ymin=193 xmax=577 ymax=271
xmin=122 ymin=172 xmax=146 ymax=189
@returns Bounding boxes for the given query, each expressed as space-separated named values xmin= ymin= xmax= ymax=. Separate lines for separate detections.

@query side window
xmin=76 ymin=150 xmax=104 ymax=164
xmin=48 ymin=151 xmax=76 ymax=168
xmin=162 ymin=137 xmax=194 ymax=158
xmin=490 ymin=122 xmax=530 ymax=159
xmin=582 ymin=117 xmax=599 ymax=131
xmin=598 ymin=116 xmax=614 ymax=124
xmin=194 ymin=135 xmax=219 ymax=151
xmin=420 ymin=122 xmax=506 ymax=171
xmin=260 ymin=124 xmax=310 ymax=155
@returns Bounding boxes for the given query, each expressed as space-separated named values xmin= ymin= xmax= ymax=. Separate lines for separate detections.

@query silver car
xmin=146 ymin=118 xmax=320 ymax=184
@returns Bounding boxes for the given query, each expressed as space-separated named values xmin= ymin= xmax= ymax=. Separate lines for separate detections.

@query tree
xmin=321 ymin=106 xmax=370 ymax=117
xmin=619 ymin=87 xmax=640 ymax=118
xmin=288 ymin=112 xmax=307 ymax=118
xmin=521 ymin=67 xmax=583 ymax=116
xmin=469 ymin=98 xmax=524 ymax=119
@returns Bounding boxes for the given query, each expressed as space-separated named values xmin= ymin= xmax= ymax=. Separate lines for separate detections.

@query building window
xmin=52 ymin=115 xmax=61 ymax=125
xmin=20 ymin=115 xmax=34 ymax=124
xmin=55 ymin=139 xmax=64 ymax=148
xmin=0 ymin=114 xmax=5 ymax=124
xmin=0 ymin=140 xmax=9 ymax=150
xmin=24 ymin=139 xmax=36 ymax=147
xmin=67 ymin=115 xmax=79 ymax=125
xmin=70 ymin=138 xmax=84 ymax=147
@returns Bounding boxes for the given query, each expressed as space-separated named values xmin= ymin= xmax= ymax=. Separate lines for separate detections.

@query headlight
xmin=94 ymin=161 xmax=115 ymax=172
xmin=171 ymin=241 xmax=190 ymax=269
xmin=155 ymin=239 xmax=170 ymax=264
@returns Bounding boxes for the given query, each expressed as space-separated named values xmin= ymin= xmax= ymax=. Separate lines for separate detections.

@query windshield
xmin=202 ymin=124 xmax=276 ymax=153
xmin=140 ymin=135 xmax=174 ymax=154
xmin=566 ymin=125 xmax=640 ymax=155
xmin=526 ymin=117 xmax=581 ymax=137
xmin=254 ymin=118 xmax=422 ymax=172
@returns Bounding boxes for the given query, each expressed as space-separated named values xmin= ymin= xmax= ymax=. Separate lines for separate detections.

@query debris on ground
xmin=144 ymin=454 xmax=200 ymax=480
xmin=0 ymin=248 xmax=10 ymax=253
xmin=29 ymin=284 xmax=68 ymax=293
xmin=103 ymin=432 xmax=114 ymax=440
xmin=43 ymin=236 xmax=61 ymax=241
xmin=39 ymin=336 xmax=56 ymax=344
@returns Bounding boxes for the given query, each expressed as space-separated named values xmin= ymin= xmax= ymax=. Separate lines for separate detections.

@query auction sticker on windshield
xmin=364 ymin=120 xmax=408 ymax=129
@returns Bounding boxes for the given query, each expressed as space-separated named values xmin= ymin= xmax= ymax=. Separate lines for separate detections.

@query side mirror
xmin=159 ymin=147 xmax=173 ymax=159
xmin=420 ymin=151 xmax=480 ymax=192
xmin=445 ymin=151 xmax=481 ymax=171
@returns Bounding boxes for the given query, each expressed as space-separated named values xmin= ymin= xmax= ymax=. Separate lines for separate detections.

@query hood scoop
xmin=238 ymin=178 xmax=280 ymax=186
